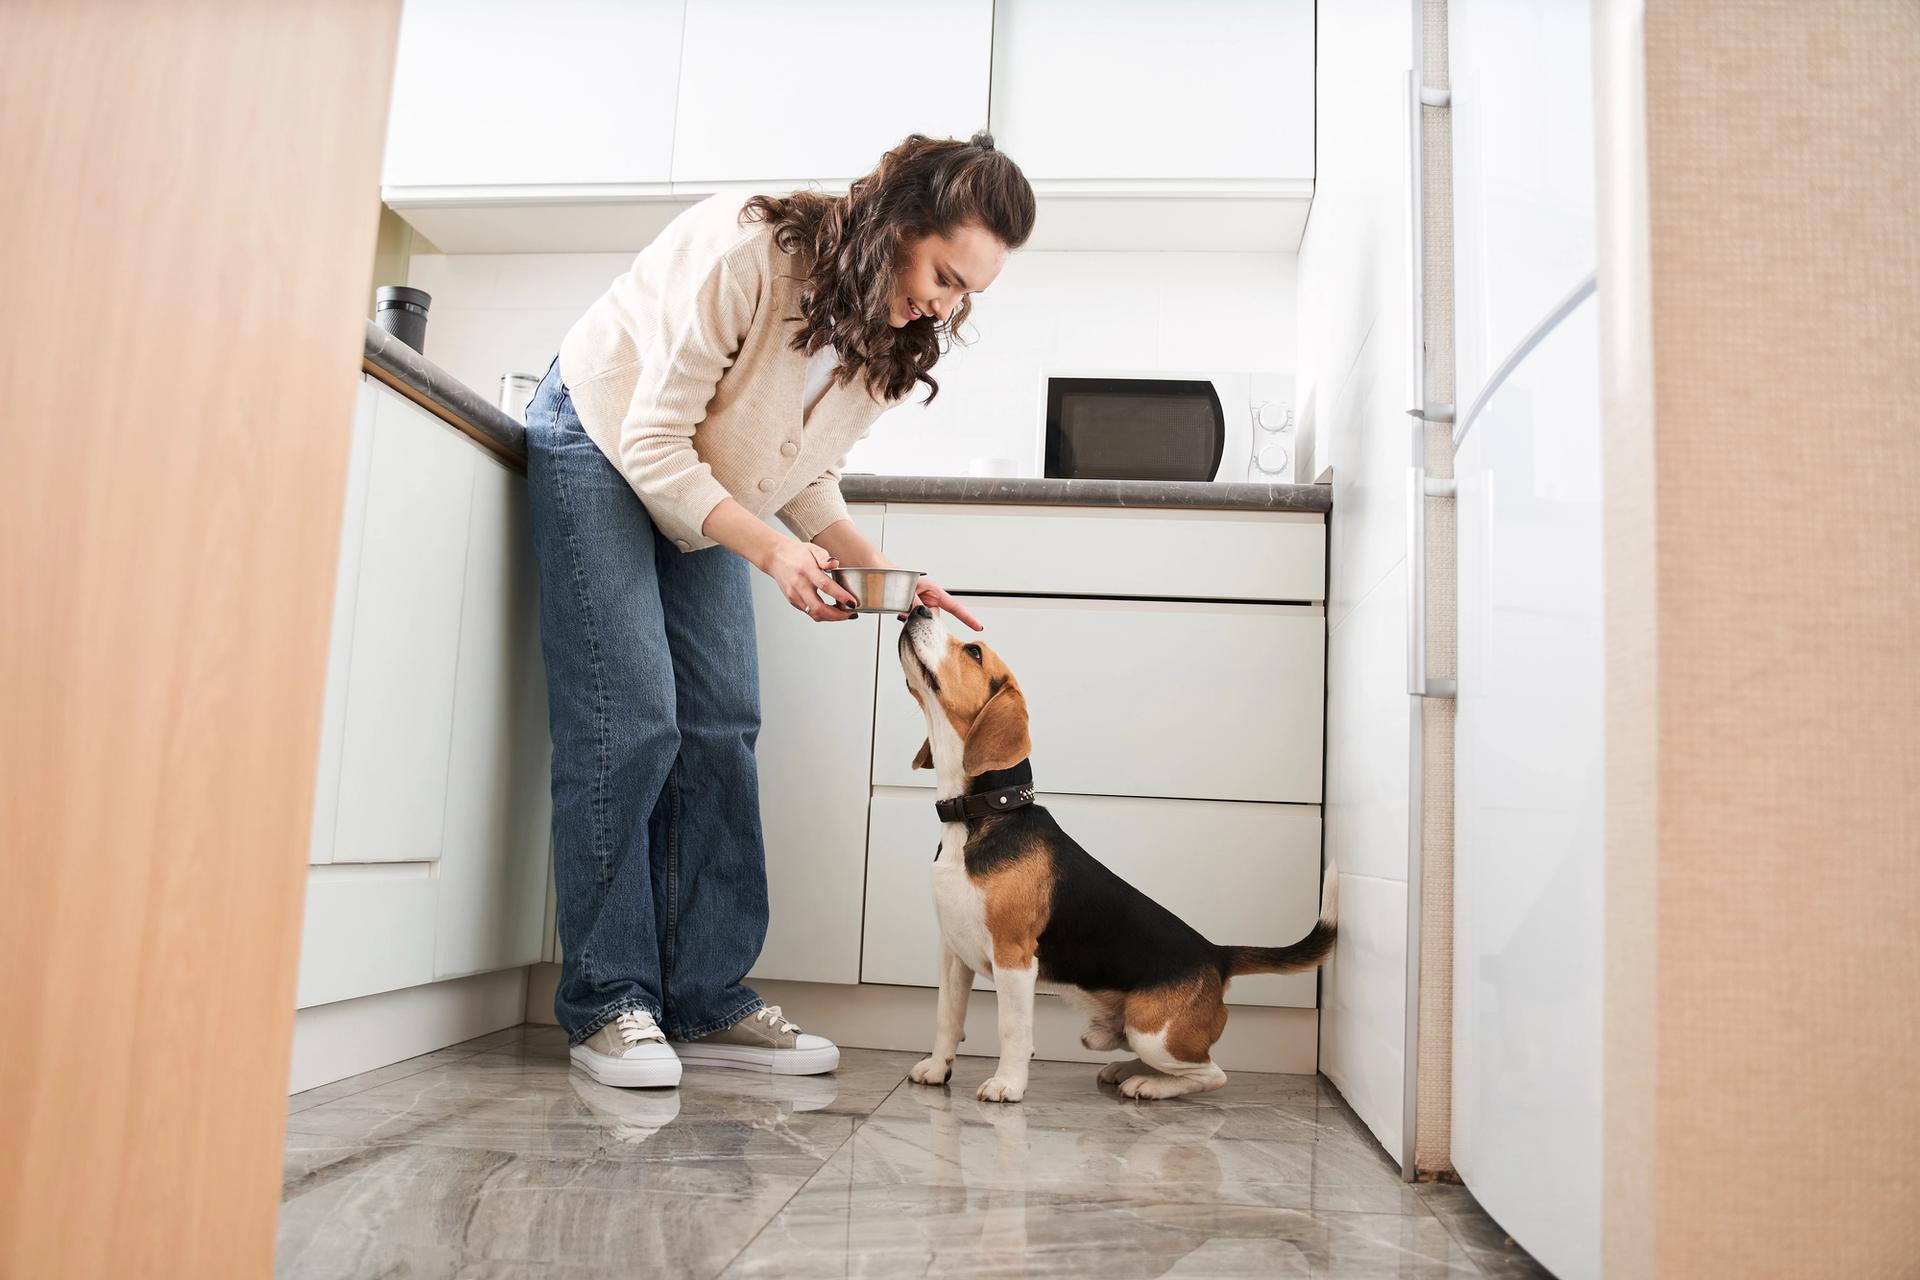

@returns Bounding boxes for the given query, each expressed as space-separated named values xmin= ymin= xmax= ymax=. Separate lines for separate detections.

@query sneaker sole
xmin=670 ymin=1042 xmax=841 ymax=1076
xmin=568 ymin=1044 xmax=682 ymax=1089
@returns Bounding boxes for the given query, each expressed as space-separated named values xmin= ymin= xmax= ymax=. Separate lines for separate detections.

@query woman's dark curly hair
xmin=742 ymin=132 xmax=1035 ymax=405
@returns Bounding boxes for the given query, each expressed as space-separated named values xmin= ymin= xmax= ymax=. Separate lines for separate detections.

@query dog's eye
xmin=962 ymin=644 xmax=983 ymax=663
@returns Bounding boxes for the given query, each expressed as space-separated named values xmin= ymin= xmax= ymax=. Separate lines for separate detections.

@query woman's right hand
xmin=760 ymin=538 xmax=861 ymax=622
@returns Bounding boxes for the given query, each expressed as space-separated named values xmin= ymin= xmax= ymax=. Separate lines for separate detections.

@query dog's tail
xmin=1220 ymin=863 xmax=1338 ymax=977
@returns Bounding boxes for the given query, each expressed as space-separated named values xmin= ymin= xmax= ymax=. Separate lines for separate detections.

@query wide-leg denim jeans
xmin=524 ymin=360 xmax=768 ymax=1045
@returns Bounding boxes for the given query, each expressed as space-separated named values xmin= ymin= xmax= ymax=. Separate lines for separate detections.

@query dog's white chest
xmin=930 ymin=825 xmax=994 ymax=975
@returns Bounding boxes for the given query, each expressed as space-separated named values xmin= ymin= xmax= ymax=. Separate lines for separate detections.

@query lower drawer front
xmin=873 ymin=596 xmax=1326 ymax=805
xmin=862 ymin=788 xmax=1323 ymax=1008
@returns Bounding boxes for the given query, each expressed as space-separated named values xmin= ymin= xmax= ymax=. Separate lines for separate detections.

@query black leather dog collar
xmin=934 ymin=760 xmax=1036 ymax=823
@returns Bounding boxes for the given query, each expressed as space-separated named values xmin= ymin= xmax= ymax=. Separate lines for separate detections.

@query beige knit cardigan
xmin=559 ymin=194 xmax=896 ymax=551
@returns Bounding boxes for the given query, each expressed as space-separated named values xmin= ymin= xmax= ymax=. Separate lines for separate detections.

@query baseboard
xmin=289 ymin=966 xmax=529 ymax=1094
xmin=520 ymin=964 xmax=1317 ymax=1073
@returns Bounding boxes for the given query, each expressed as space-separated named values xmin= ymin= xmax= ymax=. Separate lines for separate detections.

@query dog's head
xmin=898 ymin=606 xmax=1030 ymax=779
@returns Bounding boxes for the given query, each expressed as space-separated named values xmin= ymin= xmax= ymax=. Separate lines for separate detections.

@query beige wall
xmin=1598 ymin=2 xmax=1920 ymax=1275
xmin=0 ymin=1 xmax=399 ymax=1273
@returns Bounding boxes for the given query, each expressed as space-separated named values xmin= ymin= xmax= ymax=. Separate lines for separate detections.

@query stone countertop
xmin=362 ymin=321 xmax=527 ymax=463
xmin=360 ymin=326 xmax=1331 ymax=513
xmin=838 ymin=474 xmax=1330 ymax=513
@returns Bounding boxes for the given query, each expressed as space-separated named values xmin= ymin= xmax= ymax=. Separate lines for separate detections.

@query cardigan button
xmin=781 ymin=441 xmax=798 ymax=457
xmin=758 ymin=478 xmax=775 ymax=492
xmin=675 ymin=539 xmax=691 ymax=551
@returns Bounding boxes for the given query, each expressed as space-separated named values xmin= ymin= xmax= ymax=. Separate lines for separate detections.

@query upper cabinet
xmin=380 ymin=0 xmax=1316 ymax=251
xmin=990 ymin=0 xmax=1314 ymax=185
xmin=671 ymin=0 xmax=992 ymax=185
xmin=382 ymin=0 xmax=685 ymax=189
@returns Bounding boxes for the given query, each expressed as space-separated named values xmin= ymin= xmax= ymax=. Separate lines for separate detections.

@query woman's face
xmin=888 ymin=222 xmax=1010 ymax=328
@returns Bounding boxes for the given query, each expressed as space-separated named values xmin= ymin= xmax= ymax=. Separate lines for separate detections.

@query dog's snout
xmin=912 ymin=605 xmax=934 ymax=621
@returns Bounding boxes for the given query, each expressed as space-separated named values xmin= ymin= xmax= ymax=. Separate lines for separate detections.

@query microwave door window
xmin=1052 ymin=386 xmax=1223 ymax=481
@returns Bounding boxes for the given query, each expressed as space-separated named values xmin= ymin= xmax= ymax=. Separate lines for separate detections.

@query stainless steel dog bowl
xmin=827 ymin=567 xmax=921 ymax=614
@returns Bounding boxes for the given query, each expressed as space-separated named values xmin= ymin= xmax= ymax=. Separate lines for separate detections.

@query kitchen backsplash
xmin=406 ymin=245 xmax=1297 ymax=477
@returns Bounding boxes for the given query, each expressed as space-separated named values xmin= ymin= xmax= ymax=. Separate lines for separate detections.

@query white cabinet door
xmin=873 ymin=596 xmax=1325 ymax=804
xmin=329 ymin=391 xmax=476 ymax=863
xmin=434 ymin=455 xmax=554 ymax=979
xmin=308 ymin=378 xmax=380 ymax=865
xmin=671 ymin=1 xmax=992 ymax=183
xmin=382 ymin=0 xmax=684 ymax=188
xmin=862 ymin=788 xmax=1323 ymax=1007
xmin=990 ymin=0 xmax=1314 ymax=183
xmin=748 ymin=506 xmax=884 ymax=984
xmin=296 ymin=865 xmax=439 ymax=1009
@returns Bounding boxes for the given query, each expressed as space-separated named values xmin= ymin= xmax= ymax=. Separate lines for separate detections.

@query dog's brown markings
xmin=973 ymin=835 xmax=1054 ymax=970
xmin=927 ymin=642 xmax=1033 ymax=776
xmin=1124 ymin=974 xmax=1229 ymax=1065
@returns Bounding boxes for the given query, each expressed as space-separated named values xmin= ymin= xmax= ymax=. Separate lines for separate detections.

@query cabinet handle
xmin=1405 ymin=69 xmax=1457 ymax=703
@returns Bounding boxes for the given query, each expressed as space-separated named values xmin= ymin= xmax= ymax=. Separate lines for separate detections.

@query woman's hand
xmin=910 ymin=577 xmax=983 ymax=631
xmin=760 ymin=538 xmax=860 ymax=622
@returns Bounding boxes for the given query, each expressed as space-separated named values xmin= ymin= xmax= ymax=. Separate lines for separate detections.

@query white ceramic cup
xmin=966 ymin=457 xmax=1020 ymax=478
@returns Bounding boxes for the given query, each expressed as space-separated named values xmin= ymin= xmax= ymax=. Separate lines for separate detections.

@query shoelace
xmin=754 ymin=1005 xmax=801 ymax=1036
xmin=614 ymin=1010 xmax=665 ymax=1047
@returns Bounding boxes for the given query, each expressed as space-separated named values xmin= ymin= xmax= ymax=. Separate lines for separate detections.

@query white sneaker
xmin=569 ymin=1010 xmax=681 ymax=1088
xmin=670 ymin=1005 xmax=840 ymax=1076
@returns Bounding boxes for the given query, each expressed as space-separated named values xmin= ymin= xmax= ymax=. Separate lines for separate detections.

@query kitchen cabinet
xmin=308 ymin=378 xmax=380 ymax=866
xmin=881 ymin=506 xmax=1325 ymax=602
xmin=434 ymin=454 xmax=554 ymax=979
xmin=871 ymin=595 xmax=1326 ymax=805
xmin=378 ymin=0 xmax=1315 ymax=252
xmin=299 ymin=378 xmax=553 ymax=1009
xmin=747 ymin=505 xmax=885 ymax=986
xmin=989 ymin=0 xmax=1315 ymax=184
xmin=671 ymin=0 xmax=992 ymax=185
xmin=328 ymin=384 xmax=475 ymax=865
xmin=861 ymin=788 xmax=1324 ymax=1008
xmin=382 ymin=0 xmax=684 ymax=189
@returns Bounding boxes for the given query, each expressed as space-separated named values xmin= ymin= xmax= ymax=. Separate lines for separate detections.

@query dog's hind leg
xmin=1116 ymin=986 xmax=1231 ymax=1100
xmin=1097 ymin=1057 xmax=1151 ymax=1085
xmin=910 ymin=945 xmax=975 ymax=1086
xmin=1078 ymin=992 xmax=1126 ymax=1051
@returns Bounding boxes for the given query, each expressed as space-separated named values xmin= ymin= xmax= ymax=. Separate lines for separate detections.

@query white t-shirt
xmin=801 ymin=344 xmax=839 ymax=420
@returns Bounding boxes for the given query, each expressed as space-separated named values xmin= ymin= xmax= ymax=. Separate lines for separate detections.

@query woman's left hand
xmin=907 ymin=576 xmax=983 ymax=631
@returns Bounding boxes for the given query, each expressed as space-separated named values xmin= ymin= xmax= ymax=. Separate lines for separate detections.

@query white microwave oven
xmin=1039 ymin=370 xmax=1296 ymax=483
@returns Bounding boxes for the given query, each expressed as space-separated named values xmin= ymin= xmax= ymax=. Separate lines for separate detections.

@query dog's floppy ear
xmin=911 ymin=738 xmax=933 ymax=771
xmin=962 ymin=685 xmax=1030 ymax=776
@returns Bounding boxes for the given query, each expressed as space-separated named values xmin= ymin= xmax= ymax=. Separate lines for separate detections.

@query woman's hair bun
xmin=969 ymin=130 xmax=997 ymax=152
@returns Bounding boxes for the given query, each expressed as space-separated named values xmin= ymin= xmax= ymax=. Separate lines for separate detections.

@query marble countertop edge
xmin=359 ymin=325 xmax=1330 ymax=513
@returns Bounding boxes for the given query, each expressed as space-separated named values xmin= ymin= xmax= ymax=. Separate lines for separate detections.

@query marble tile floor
xmin=281 ymin=1025 xmax=1554 ymax=1278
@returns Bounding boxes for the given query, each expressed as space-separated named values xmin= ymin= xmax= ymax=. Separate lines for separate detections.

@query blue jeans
xmin=524 ymin=360 xmax=768 ymax=1045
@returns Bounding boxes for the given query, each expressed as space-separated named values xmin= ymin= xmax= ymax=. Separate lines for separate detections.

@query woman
xmin=525 ymin=133 xmax=1035 ymax=1088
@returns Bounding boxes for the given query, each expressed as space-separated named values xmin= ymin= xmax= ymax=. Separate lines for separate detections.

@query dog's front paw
xmin=1097 ymin=1058 xmax=1146 ymax=1085
xmin=1118 ymin=1071 xmax=1182 ymax=1100
xmin=976 ymin=1075 xmax=1026 ymax=1103
xmin=908 ymin=1056 xmax=952 ymax=1086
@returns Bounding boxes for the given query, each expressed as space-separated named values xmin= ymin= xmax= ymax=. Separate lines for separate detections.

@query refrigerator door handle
xmin=1453 ymin=272 xmax=1599 ymax=448
xmin=1407 ymin=466 xmax=1459 ymax=700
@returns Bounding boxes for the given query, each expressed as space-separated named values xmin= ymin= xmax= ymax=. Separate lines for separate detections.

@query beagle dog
xmin=896 ymin=605 xmax=1337 ymax=1103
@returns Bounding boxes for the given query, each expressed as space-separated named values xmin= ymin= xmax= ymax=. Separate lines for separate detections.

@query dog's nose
xmin=912 ymin=605 xmax=934 ymax=620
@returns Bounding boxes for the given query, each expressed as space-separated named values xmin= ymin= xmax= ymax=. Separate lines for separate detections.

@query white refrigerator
xmin=1448 ymin=1 xmax=1604 ymax=1277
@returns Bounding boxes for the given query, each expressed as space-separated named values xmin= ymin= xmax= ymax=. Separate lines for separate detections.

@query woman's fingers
xmin=815 ymin=570 xmax=861 ymax=610
xmin=921 ymin=581 xmax=984 ymax=631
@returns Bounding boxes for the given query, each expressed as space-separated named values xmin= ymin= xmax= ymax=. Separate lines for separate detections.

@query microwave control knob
xmin=1255 ymin=442 xmax=1291 ymax=475
xmin=1254 ymin=401 xmax=1293 ymax=433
